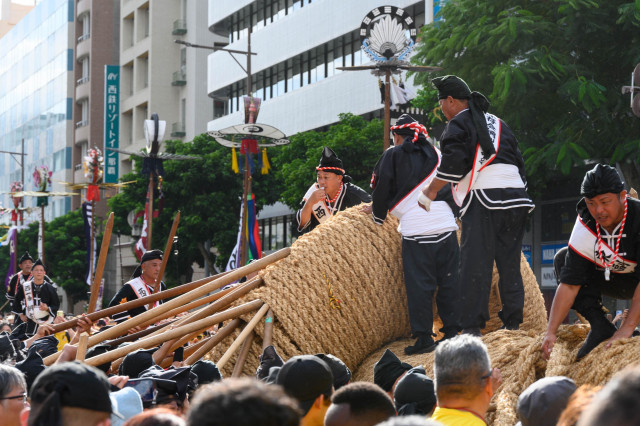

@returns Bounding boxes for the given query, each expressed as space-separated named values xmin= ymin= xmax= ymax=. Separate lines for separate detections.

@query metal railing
xmin=76 ymin=76 xmax=89 ymax=86
xmin=77 ymin=33 xmax=90 ymax=43
xmin=75 ymin=120 xmax=88 ymax=128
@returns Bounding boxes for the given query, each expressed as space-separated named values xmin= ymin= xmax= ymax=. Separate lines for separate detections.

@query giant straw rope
xmin=200 ymin=205 xmax=640 ymax=425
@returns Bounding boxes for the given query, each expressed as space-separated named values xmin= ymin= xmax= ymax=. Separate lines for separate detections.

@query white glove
xmin=417 ymin=192 xmax=432 ymax=211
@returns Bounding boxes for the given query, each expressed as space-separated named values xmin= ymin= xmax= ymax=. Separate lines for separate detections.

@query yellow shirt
xmin=431 ymin=407 xmax=487 ymax=426
xmin=54 ymin=331 xmax=70 ymax=351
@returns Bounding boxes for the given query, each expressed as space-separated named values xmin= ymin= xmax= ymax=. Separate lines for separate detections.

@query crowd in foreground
xmin=1 ymin=330 xmax=639 ymax=426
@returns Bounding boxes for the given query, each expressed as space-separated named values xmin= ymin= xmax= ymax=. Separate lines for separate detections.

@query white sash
xmin=303 ymin=183 xmax=341 ymax=224
xmin=128 ymin=277 xmax=158 ymax=310
xmin=23 ymin=280 xmax=53 ymax=324
xmin=568 ymin=216 xmax=637 ymax=274
xmin=452 ymin=113 xmax=501 ymax=206
xmin=391 ymin=149 xmax=440 ymax=217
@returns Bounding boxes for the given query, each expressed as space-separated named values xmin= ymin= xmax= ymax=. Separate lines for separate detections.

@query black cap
xmin=393 ymin=366 xmax=436 ymax=416
xmin=256 ymin=345 xmax=284 ymax=381
xmin=141 ymin=366 xmax=194 ymax=404
xmin=32 ymin=258 xmax=47 ymax=272
xmin=119 ymin=348 xmax=157 ymax=378
xmin=580 ymin=164 xmax=625 ymax=199
xmin=314 ymin=353 xmax=351 ymax=390
xmin=0 ymin=331 xmax=15 ymax=362
xmin=86 ymin=343 xmax=114 ymax=374
xmin=15 ymin=350 xmax=45 ymax=392
xmin=29 ymin=361 xmax=111 ymax=426
xmin=374 ymin=349 xmax=412 ymax=392
xmin=18 ymin=252 xmax=34 ymax=265
xmin=432 ymin=75 xmax=472 ymax=100
xmin=132 ymin=249 xmax=163 ymax=279
xmin=192 ymin=360 xmax=223 ymax=385
xmin=517 ymin=376 xmax=577 ymax=426
xmin=316 ymin=147 xmax=345 ymax=175
xmin=276 ymin=355 xmax=334 ymax=416
xmin=27 ymin=336 xmax=59 ymax=359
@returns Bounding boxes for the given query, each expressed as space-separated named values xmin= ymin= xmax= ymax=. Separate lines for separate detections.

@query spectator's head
xmin=139 ymin=366 xmax=194 ymax=413
xmin=276 ymin=355 xmax=333 ymax=425
xmin=325 ymin=382 xmax=396 ymax=426
xmin=85 ymin=343 xmax=114 ymax=374
xmin=26 ymin=361 xmax=112 ymax=426
xmin=314 ymin=353 xmax=351 ymax=390
xmin=256 ymin=346 xmax=284 ymax=381
xmin=1 ymin=323 xmax=12 ymax=333
xmin=123 ymin=408 xmax=184 ymax=426
xmin=516 ymin=376 xmax=576 ymax=426
xmin=187 ymin=378 xmax=301 ymax=426
xmin=191 ymin=360 xmax=222 ymax=386
xmin=27 ymin=336 xmax=58 ymax=359
xmin=394 ymin=366 xmax=436 ymax=416
xmin=577 ymin=365 xmax=640 ymax=426
xmin=0 ymin=364 xmax=27 ymax=426
xmin=119 ymin=348 xmax=156 ymax=378
xmin=434 ymin=335 xmax=494 ymax=414
xmin=14 ymin=351 xmax=45 ymax=393
xmin=557 ymin=384 xmax=602 ymax=426
xmin=374 ymin=349 xmax=412 ymax=395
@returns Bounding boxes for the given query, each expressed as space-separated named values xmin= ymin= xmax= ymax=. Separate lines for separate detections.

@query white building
xmin=206 ymin=0 xmax=434 ymax=137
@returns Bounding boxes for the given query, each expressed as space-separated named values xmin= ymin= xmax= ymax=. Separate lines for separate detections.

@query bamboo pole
xmin=232 ymin=331 xmax=255 ymax=377
xmin=185 ymin=318 xmax=242 ymax=365
xmin=217 ymin=304 xmax=270 ymax=369
xmin=153 ymin=211 xmax=180 ymax=299
xmin=105 ymin=320 xmax=175 ymax=347
xmin=50 ymin=269 xmax=232 ymax=334
xmin=75 ymin=333 xmax=90 ymax=362
xmin=83 ymin=300 xmax=263 ymax=368
xmin=44 ymin=248 xmax=287 ymax=366
xmin=88 ymin=212 xmax=114 ymax=313
xmin=262 ymin=308 xmax=274 ymax=349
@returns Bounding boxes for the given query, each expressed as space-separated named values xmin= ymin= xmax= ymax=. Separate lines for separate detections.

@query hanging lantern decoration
xmin=83 ymin=147 xmax=104 ymax=202
xmin=10 ymin=181 xmax=23 ymax=223
xmin=33 ymin=165 xmax=52 ymax=207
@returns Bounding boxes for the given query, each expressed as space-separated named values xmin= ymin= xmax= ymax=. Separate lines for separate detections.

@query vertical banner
xmin=134 ymin=190 xmax=150 ymax=261
xmin=225 ymin=201 xmax=244 ymax=271
xmin=3 ymin=227 xmax=17 ymax=290
xmin=104 ymin=65 xmax=120 ymax=183
xmin=225 ymin=193 xmax=263 ymax=271
xmin=82 ymin=202 xmax=96 ymax=286
xmin=37 ymin=209 xmax=44 ymax=261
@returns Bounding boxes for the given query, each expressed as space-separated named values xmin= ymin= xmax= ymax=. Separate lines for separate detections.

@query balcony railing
xmin=75 ymin=120 xmax=88 ymax=128
xmin=172 ymin=19 xmax=187 ymax=35
xmin=77 ymin=33 xmax=90 ymax=43
xmin=171 ymin=70 xmax=186 ymax=86
xmin=76 ymin=76 xmax=89 ymax=86
xmin=171 ymin=122 xmax=186 ymax=137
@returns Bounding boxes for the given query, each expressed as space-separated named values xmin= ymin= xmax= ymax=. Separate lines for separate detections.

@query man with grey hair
xmin=431 ymin=335 xmax=502 ymax=425
xmin=0 ymin=364 xmax=27 ymax=426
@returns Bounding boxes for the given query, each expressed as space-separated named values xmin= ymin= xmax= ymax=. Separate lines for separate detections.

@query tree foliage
xmin=108 ymin=133 xmax=283 ymax=282
xmin=411 ymin=0 xmax=640 ymax=194
xmin=0 ymin=209 xmax=99 ymax=306
xmin=274 ymin=113 xmax=382 ymax=209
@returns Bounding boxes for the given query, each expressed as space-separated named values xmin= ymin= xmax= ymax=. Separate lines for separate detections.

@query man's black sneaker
xmin=437 ymin=332 xmax=459 ymax=344
xmin=576 ymin=317 xmax=617 ymax=360
xmin=461 ymin=328 xmax=482 ymax=337
xmin=500 ymin=321 xmax=520 ymax=331
xmin=404 ymin=336 xmax=437 ymax=355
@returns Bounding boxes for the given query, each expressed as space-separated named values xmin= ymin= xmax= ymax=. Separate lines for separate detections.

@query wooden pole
xmin=50 ymin=269 xmax=232 ymax=334
xmin=217 ymin=304 xmax=269 ymax=369
xmin=83 ymin=300 xmax=263 ymax=368
xmin=87 ymin=212 xmax=114 ymax=314
xmin=262 ymin=308 xmax=274 ymax=349
xmin=75 ymin=333 xmax=90 ymax=362
xmin=155 ymin=211 xmax=180 ymax=293
xmin=44 ymin=248 xmax=288 ymax=365
xmin=232 ymin=331 xmax=255 ymax=377
xmin=90 ymin=199 xmax=95 ymax=284
xmin=383 ymin=67 xmax=391 ymax=151
xmin=185 ymin=319 xmax=242 ymax=365
xmin=147 ymin=173 xmax=154 ymax=250
xmin=105 ymin=321 xmax=174 ymax=347
xmin=40 ymin=205 xmax=45 ymax=264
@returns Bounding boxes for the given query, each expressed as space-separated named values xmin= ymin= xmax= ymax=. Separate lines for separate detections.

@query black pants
xmin=554 ymin=247 xmax=638 ymax=314
xmin=459 ymin=197 xmax=529 ymax=329
xmin=402 ymin=231 xmax=460 ymax=337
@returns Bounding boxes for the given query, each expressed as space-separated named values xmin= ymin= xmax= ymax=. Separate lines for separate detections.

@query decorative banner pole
xmin=337 ymin=5 xmax=442 ymax=151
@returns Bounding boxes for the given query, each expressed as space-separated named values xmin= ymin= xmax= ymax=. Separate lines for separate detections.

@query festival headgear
xmin=315 ymin=353 xmax=351 ymax=390
xmin=191 ymin=360 xmax=223 ymax=385
xmin=29 ymin=361 xmax=112 ymax=426
xmin=316 ymin=146 xmax=345 ymax=175
xmin=15 ymin=350 xmax=45 ymax=392
xmin=373 ymin=349 xmax=412 ymax=392
xmin=18 ymin=252 xmax=34 ymax=265
xmin=432 ymin=75 xmax=495 ymax=158
xmin=86 ymin=342 xmax=115 ymax=374
xmin=580 ymin=164 xmax=625 ymax=199
xmin=141 ymin=366 xmax=194 ymax=405
xmin=256 ymin=345 xmax=284 ymax=381
xmin=276 ymin=355 xmax=334 ymax=416
xmin=393 ymin=366 xmax=436 ymax=416
xmin=31 ymin=258 xmax=47 ymax=273
xmin=27 ymin=336 xmax=59 ymax=359
xmin=390 ymin=114 xmax=429 ymax=143
xmin=119 ymin=348 xmax=157 ymax=378
xmin=131 ymin=249 xmax=163 ymax=279
xmin=0 ymin=331 xmax=15 ymax=362
xmin=516 ymin=376 xmax=577 ymax=426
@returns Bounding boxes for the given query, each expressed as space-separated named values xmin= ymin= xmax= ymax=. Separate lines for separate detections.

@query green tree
xmin=0 ymin=209 xmax=100 ymax=306
xmin=274 ymin=113 xmax=382 ymax=210
xmin=411 ymin=0 xmax=640 ymax=195
xmin=108 ymin=133 xmax=283 ymax=282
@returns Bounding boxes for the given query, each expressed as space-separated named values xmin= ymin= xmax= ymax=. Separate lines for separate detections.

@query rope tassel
xmin=261 ymin=148 xmax=270 ymax=175
xmin=231 ymin=147 xmax=239 ymax=174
